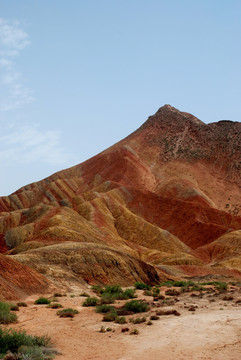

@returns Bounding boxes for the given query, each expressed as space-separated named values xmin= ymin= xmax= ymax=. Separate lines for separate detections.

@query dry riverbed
xmin=3 ymin=284 xmax=241 ymax=360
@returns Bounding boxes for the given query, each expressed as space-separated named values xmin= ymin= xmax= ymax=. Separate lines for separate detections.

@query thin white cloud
xmin=0 ymin=125 xmax=69 ymax=165
xmin=0 ymin=18 xmax=30 ymax=56
xmin=0 ymin=18 xmax=34 ymax=111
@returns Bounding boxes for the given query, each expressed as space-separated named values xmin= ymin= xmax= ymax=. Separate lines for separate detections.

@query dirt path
xmin=5 ymin=289 xmax=241 ymax=360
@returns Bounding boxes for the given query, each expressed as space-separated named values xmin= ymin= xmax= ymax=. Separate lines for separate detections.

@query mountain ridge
xmin=0 ymin=105 xmax=241 ymax=299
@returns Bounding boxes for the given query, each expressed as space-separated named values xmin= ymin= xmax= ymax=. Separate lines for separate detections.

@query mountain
xmin=0 ymin=105 xmax=241 ymax=298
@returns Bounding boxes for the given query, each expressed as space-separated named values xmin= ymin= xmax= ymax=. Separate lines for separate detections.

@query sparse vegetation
xmin=161 ymin=280 xmax=195 ymax=288
xmin=143 ymin=290 xmax=153 ymax=296
xmin=116 ymin=288 xmax=136 ymax=300
xmin=82 ymin=297 xmax=99 ymax=307
xmin=0 ymin=302 xmax=17 ymax=324
xmin=57 ymin=308 xmax=79 ymax=318
xmin=89 ymin=284 xmax=137 ymax=305
xmin=124 ymin=300 xmax=149 ymax=313
xmin=102 ymin=311 xmax=118 ymax=322
xmin=100 ymin=293 xmax=116 ymax=304
xmin=156 ymin=309 xmax=181 ymax=316
xmin=47 ymin=303 xmax=63 ymax=309
xmin=134 ymin=282 xmax=151 ymax=290
xmin=165 ymin=289 xmax=180 ymax=296
xmin=8 ymin=303 xmax=19 ymax=311
xmin=54 ymin=293 xmax=65 ymax=297
xmin=91 ymin=285 xmax=102 ymax=295
xmin=191 ymin=285 xmax=204 ymax=291
xmin=35 ymin=297 xmax=51 ymax=305
xmin=129 ymin=317 xmax=146 ymax=324
xmin=95 ymin=305 xmax=115 ymax=314
xmin=130 ymin=328 xmax=139 ymax=335
xmin=0 ymin=327 xmax=53 ymax=359
xmin=99 ymin=326 xmax=106 ymax=333
xmin=200 ymin=281 xmax=228 ymax=292
xmin=115 ymin=316 xmax=127 ymax=324
xmin=99 ymin=285 xmax=136 ymax=304
xmin=103 ymin=285 xmax=123 ymax=294
xmin=17 ymin=302 xmax=28 ymax=308
xmin=121 ymin=327 xmax=129 ymax=333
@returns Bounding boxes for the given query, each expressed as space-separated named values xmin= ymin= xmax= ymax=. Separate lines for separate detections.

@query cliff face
xmin=0 ymin=105 xmax=241 ymax=296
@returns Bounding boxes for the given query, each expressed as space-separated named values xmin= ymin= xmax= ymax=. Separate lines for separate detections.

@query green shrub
xmin=200 ymin=281 xmax=228 ymax=291
xmin=215 ymin=282 xmax=228 ymax=292
xmin=129 ymin=317 xmax=146 ymax=324
xmin=191 ymin=285 xmax=204 ymax=291
xmin=0 ymin=302 xmax=17 ymax=324
xmin=102 ymin=311 xmax=117 ymax=322
xmin=0 ymin=327 xmax=51 ymax=354
xmin=134 ymin=282 xmax=151 ymax=290
xmin=165 ymin=289 xmax=180 ymax=296
xmin=115 ymin=316 xmax=127 ymax=324
xmin=103 ymin=285 xmax=123 ymax=294
xmin=130 ymin=328 xmax=139 ymax=335
xmin=17 ymin=302 xmax=28 ymax=307
xmin=18 ymin=345 xmax=47 ymax=359
xmin=8 ymin=303 xmax=19 ymax=311
xmin=161 ymin=280 xmax=195 ymax=287
xmin=32 ymin=334 xmax=52 ymax=348
xmin=152 ymin=287 xmax=160 ymax=296
xmin=34 ymin=297 xmax=51 ymax=305
xmin=82 ymin=297 xmax=99 ymax=307
xmin=156 ymin=309 xmax=181 ymax=316
xmin=143 ymin=290 xmax=153 ymax=296
xmin=0 ymin=327 xmax=32 ymax=354
xmin=96 ymin=305 xmax=115 ymax=314
xmin=57 ymin=308 xmax=79 ymax=318
xmin=91 ymin=285 xmax=103 ymax=295
xmin=47 ymin=303 xmax=63 ymax=309
xmin=100 ymin=286 xmax=135 ymax=303
xmin=116 ymin=289 xmax=136 ymax=300
xmin=100 ymin=293 xmax=116 ymax=304
xmin=124 ymin=300 xmax=149 ymax=313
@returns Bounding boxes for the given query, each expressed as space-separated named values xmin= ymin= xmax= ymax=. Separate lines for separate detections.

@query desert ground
xmin=3 ymin=284 xmax=241 ymax=360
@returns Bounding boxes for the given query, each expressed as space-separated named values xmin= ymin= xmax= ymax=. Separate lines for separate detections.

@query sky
xmin=0 ymin=0 xmax=240 ymax=196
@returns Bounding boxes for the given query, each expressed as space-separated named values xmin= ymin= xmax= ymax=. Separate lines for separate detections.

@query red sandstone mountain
xmin=0 ymin=105 xmax=241 ymax=298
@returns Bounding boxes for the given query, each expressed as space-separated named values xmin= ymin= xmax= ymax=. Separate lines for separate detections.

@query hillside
xmin=0 ymin=105 xmax=241 ymax=298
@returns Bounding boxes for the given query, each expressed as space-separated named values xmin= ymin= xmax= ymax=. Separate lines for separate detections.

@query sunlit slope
xmin=0 ymin=105 xmax=240 ymax=294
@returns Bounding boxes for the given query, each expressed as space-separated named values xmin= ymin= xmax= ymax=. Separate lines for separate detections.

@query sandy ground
xmin=4 ymin=288 xmax=241 ymax=360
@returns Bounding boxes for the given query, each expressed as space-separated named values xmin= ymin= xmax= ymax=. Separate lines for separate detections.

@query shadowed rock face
xmin=0 ymin=105 xmax=241 ymax=296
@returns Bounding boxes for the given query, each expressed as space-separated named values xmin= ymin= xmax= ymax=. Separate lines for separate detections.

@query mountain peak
xmin=154 ymin=104 xmax=204 ymax=125
xmin=138 ymin=105 xmax=204 ymax=132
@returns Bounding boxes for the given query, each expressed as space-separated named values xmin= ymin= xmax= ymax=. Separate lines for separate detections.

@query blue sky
xmin=0 ymin=0 xmax=240 ymax=195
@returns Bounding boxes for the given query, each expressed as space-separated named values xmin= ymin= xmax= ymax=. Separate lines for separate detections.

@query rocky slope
xmin=0 ymin=105 xmax=241 ymax=297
